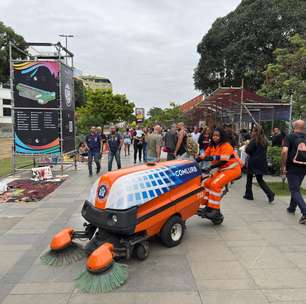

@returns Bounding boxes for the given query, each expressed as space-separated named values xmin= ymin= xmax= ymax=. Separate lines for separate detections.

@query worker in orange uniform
xmin=197 ymin=128 xmax=242 ymax=220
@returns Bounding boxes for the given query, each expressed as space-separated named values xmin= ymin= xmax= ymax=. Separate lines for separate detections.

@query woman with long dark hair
xmin=197 ymin=128 xmax=242 ymax=221
xmin=244 ymin=125 xmax=275 ymax=202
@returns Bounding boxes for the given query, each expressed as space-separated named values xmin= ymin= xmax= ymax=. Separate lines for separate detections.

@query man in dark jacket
xmin=281 ymin=120 xmax=306 ymax=224
xmin=107 ymin=126 xmax=123 ymax=171
xmin=85 ymin=126 xmax=102 ymax=176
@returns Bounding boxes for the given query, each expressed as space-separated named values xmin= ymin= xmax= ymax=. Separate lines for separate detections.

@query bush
xmin=267 ymin=146 xmax=282 ymax=175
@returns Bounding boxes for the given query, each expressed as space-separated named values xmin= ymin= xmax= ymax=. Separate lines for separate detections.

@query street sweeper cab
xmin=41 ymin=159 xmax=239 ymax=293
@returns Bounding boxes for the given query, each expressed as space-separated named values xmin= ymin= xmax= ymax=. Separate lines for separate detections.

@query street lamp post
xmin=59 ymin=34 xmax=74 ymax=63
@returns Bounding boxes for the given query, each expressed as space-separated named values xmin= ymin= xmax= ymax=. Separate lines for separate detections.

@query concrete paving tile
xmin=1 ymin=294 xmax=70 ymax=304
xmin=19 ymin=261 xmax=84 ymax=283
xmin=185 ymin=240 xmax=237 ymax=262
xmin=189 ymin=260 xmax=249 ymax=280
xmin=226 ymin=240 xmax=270 ymax=247
xmin=0 ymin=251 xmax=24 ymax=273
xmin=230 ymin=246 xmax=296 ymax=269
xmin=249 ymin=221 xmax=287 ymax=230
xmin=218 ymin=229 xmax=263 ymax=241
xmin=0 ymin=233 xmax=42 ymax=246
xmin=116 ymin=255 xmax=197 ymax=292
xmin=263 ymin=288 xmax=306 ymax=302
xmin=257 ymin=228 xmax=306 ymax=245
xmin=10 ymin=282 xmax=74 ymax=294
xmin=283 ymin=252 xmax=306 ymax=268
xmin=0 ymin=217 xmax=23 ymax=230
xmin=200 ymin=290 xmax=269 ymax=304
xmin=69 ymin=292 xmax=201 ymax=304
xmin=249 ymin=268 xmax=306 ymax=289
xmin=0 ymin=244 xmax=32 ymax=251
xmin=196 ymin=278 xmax=258 ymax=290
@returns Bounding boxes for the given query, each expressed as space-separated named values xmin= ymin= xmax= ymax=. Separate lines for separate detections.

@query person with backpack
xmin=107 ymin=126 xmax=123 ymax=171
xmin=173 ymin=122 xmax=187 ymax=159
xmin=281 ymin=120 xmax=306 ymax=224
xmin=243 ymin=125 xmax=275 ymax=202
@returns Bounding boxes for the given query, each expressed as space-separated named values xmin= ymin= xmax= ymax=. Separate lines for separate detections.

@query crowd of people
xmin=79 ymin=119 xmax=306 ymax=225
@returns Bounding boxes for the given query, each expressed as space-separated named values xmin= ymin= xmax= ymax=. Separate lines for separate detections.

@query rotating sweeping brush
xmin=75 ymin=242 xmax=128 ymax=293
xmin=40 ymin=242 xmax=86 ymax=266
xmin=40 ymin=227 xmax=86 ymax=266
xmin=75 ymin=262 xmax=128 ymax=293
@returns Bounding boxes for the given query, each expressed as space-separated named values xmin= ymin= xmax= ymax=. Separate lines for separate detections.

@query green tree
xmin=194 ymin=0 xmax=306 ymax=93
xmin=73 ymin=78 xmax=86 ymax=108
xmin=76 ymin=89 xmax=134 ymax=134
xmin=259 ymin=34 xmax=306 ymax=117
xmin=145 ymin=102 xmax=183 ymax=128
xmin=0 ymin=21 xmax=27 ymax=84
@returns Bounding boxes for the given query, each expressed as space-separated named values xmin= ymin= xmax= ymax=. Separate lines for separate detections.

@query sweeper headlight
xmin=87 ymin=179 xmax=100 ymax=204
xmin=111 ymin=214 xmax=118 ymax=223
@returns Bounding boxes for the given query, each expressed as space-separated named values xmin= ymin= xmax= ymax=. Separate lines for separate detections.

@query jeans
xmin=245 ymin=173 xmax=274 ymax=199
xmin=88 ymin=150 xmax=101 ymax=175
xmin=143 ymin=142 xmax=148 ymax=162
xmin=108 ymin=150 xmax=121 ymax=171
xmin=287 ymin=172 xmax=306 ymax=215
xmin=134 ymin=143 xmax=143 ymax=162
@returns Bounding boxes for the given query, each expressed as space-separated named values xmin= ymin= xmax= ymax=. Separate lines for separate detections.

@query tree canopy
xmin=259 ymin=34 xmax=306 ymax=118
xmin=145 ymin=102 xmax=183 ymax=128
xmin=76 ymin=89 xmax=135 ymax=134
xmin=194 ymin=0 xmax=306 ymax=93
xmin=0 ymin=21 xmax=27 ymax=84
xmin=74 ymin=78 xmax=86 ymax=108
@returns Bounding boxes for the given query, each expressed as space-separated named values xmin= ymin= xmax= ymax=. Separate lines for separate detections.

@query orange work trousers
xmin=203 ymin=165 xmax=241 ymax=209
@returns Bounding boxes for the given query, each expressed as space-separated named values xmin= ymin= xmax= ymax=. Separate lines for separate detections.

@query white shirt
xmin=191 ymin=132 xmax=200 ymax=143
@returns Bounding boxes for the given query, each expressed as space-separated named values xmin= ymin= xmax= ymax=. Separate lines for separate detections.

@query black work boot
xmin=197 ymin=206 xmax=212 ymax=217
xmin=205 ymin=208 xmax=222 ymax=220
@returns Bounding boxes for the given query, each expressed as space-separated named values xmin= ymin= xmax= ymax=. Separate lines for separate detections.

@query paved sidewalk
xmin=1 ymin=153 xmax=306 ymax=304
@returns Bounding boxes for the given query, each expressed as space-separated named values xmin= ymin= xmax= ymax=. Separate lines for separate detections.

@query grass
xmin=264 ymin=182 xmax=306 ymax=196
xmin=0 ymin=156 xmax=33 ymax=177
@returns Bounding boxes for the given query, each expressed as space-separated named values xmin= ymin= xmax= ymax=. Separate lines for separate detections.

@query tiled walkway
xmin=1 ymin=153 xmax=306 ymax=303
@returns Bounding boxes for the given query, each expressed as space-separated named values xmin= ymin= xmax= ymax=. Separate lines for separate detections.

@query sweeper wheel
xmin=160 ymin=215 xmax=185 ymax=247
xmin=134 ymin=241 xmax=150 ymax=261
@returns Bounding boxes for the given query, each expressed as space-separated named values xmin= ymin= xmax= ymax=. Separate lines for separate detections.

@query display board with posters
xmin=60 ymin=63 xmax=75 ymax=153
xmin=13 ymin=60 xmax=75 ymax=155
xmin=135 ymin=108 xmax=145 ymax=123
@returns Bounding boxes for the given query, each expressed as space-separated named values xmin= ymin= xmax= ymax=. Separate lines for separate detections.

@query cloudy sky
xmin=0 ymin=0 xmax=240 ymax=110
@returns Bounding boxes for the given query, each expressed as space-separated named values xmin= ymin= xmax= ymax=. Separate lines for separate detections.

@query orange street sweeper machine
xmin=41 ymin=159 xmax=232 ymax=293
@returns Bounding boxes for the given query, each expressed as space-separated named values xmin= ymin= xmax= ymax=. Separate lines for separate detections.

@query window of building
xmin=3 ymin=108 xmax=11 ymax=117
xmin=3 ymin=99 xmax=11 ymax=105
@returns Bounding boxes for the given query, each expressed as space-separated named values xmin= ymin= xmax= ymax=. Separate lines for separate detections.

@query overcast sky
xmin=0 ymin=0 xmax=240 ymax=110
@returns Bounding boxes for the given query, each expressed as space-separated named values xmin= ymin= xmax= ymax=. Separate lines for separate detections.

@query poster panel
xmin=135 ymin=108 xmax=145 ymax=123
xmin=14 ymin=109 xmax=60 ymax=154
xmin=13 ymin=61 xmax=60 ymax=108
xmin=60 ymin=63 xmax=75 ymax=153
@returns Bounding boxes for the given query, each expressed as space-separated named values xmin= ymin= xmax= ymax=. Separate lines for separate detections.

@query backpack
xmin=293 ymin=135 xmax=306 ymax=165
xmin=186 ymin=136 xmax=199 ymax=156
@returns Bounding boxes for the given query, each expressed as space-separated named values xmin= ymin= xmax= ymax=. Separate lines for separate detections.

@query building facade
xmin=79 ymin=75 xmax=112 ymax=90
xmin=0 ymin=85 xmax=12 ymax=138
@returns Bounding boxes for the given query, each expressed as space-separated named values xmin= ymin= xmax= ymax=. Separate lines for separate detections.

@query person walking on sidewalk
xmin=123 ymin=128 xmax=132 ymax=156
xmin=281 ymin=120 xmax=306 ymax=224
xmin=147 ymin=125 xmax=162 ymax=162
xmin=174 ymin=122 xmax=187 ymax=159
xmin=107 ymin=126 xmax=122 ymax=171
xmin=164 ymin=124 xmax=177 ymax=160
xmin=133 ymin=125 xmax=144 ymax=164
xmin=243 ymin=125 xmax=275 ymax=202
xmin=85 ymin=126 xmax=102 ymax=176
